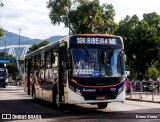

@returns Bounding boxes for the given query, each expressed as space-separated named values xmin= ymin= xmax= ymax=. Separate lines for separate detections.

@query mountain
xmin=0 ymin=31 xmax=64 ymax=46
xmin=48 ymin=36 xmax=65 ymax=43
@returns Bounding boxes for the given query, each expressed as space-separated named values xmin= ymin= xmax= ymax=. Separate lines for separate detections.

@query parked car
xmin=0 ymin=68 xmax=9 ymax=88
xmin=142 ymin=81 xmax=156 ymax=92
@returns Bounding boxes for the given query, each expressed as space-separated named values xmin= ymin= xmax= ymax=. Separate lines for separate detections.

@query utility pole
xmin=18 ymin=29 xmax=21 ymax=49
xmin=4 ymin=42 xmax=6 ymax=53
xmin=17 ymin=29 xmax=23 ymax=85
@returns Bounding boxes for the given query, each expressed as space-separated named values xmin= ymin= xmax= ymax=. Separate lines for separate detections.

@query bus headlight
xmin=118 ymin=85 xmax=124 ymax=94
xmin=76 ymin=88 xmax=81 ymax=95
xmin=70 ymin=85 xmax=81 ymax=95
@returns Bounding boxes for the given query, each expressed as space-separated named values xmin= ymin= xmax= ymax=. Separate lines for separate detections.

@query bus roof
xmin=25 ymin=34 xmax=123 ymax=59
xmin=76 ymin=34 xmax=120 ymax=37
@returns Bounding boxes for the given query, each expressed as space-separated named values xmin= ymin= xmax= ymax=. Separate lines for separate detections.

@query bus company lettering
xmin=77 ymin=37 xmax=116 ymax=44
xmin=83 ymin=88 xmax=96 ymax=92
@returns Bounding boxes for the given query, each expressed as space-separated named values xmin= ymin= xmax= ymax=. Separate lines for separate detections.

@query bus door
xmin=58 ymin=42 xmax=68 ymax=103
xmin=26 ymin=59 xmax=31 ymax=95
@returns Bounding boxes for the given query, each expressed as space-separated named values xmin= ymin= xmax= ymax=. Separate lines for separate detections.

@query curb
xmin=126 ymin=97 xmax=160 ymax=103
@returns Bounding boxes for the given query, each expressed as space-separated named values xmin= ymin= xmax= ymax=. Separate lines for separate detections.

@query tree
xmin=0 ymin=28 xmax=4 ymax=37
xmin=0 ymin=52 xmax=9 ymax=56
xmin=0 ymin=0 xmax=4 ymax=38
xmin=28 ymin=40 xmax=49 ymax=53
xmin=6 ymin=63 xmax=19 ymax=80
xmin=143 ymin=12 xmax=160 ymax=31
xmin=0 ymin=0 xmax=4 ymax=7
xmin=47 ymin=0 xmax=117 ymax=34
xmin=145 ymin=68 xmax=159 ymax=80
xmin=143 ymin=12 xmax=160 ymax=70
xmin=116 ymin=13 xmax=160 ymax=78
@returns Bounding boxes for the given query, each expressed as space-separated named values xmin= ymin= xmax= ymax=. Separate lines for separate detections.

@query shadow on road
xmin=0 ymin=98 xmax=160 ymax=121
xmin=0 ymin=86 xmax=160 ymax=121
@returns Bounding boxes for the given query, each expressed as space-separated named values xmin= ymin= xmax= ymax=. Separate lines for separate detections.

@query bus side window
xmin=41 ymin=51 xmax=45 ymax=68
xmin=52 ymin=50 xmax=58 ymax=67
xmin=25 ymin=59 xmax=28 ymax=73
xmin=30 ymin=57 xmax=34 ymax=72
xmin=34 ymin=56 xmax=36 ymax=69
xmin=36 ymin=54 xmax=41 ymax=69
xmin=46 ymin=50 xmax=51 ymax=68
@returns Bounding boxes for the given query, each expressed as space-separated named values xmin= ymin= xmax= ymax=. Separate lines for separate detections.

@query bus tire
xmin=2 ymin=81 xmax=6 ymax=88
xmin=52 ymin=87 xmax=64 ymax=109
xmin=32 ymin=87 xmax=36 ymax=102
xmin=97 ymin=103 xmax=108 ymax=109
xmin=2 ymin=84 xmax=6 ymax=88
xmin=52 ymin=86 xmax=58 ymax=108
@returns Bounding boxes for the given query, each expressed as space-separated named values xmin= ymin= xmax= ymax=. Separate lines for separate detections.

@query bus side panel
xmin=24 ymin=59 xmax=30 ymax=95
xmin=24 ymin=72 xmax=28 ymax=93
xmin=35 ymin=69 xmax=44 ymax=100
xmin=42 ymin=68 xmax=55 ymax=102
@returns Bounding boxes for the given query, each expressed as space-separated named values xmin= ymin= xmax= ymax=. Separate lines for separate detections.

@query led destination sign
xmin=77 ymin=37 xmax=118 ymax=45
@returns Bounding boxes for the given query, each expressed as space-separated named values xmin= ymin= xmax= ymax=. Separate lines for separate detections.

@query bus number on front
xmin=77 ymin=38 xmax=85 ymax=44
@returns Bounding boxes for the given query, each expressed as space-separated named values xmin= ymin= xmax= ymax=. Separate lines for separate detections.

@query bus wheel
xmin=56 ymin=94 xmax=60 ymax=108
xmin=53 ymin=90 xmax=64 ymax=109
xmin=2 ymin=81 xmax=6 ymax=88
xmin=32 ymin=88 xmax=36 ymax=102
xmin=2 ymin=84 xmax=6 ymax=88
xmin=52 ymin=87 xmax=58 ymax=108
xmin=97 ymin=103 xmax=108 ymax=109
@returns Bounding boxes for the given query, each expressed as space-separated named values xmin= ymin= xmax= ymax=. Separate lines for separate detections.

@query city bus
xmin=0 ymin=68 xmax=8 ymax=88
xmin=24 ymin=34 xmax=126 ymax=109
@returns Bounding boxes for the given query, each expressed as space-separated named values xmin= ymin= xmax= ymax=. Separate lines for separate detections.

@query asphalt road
xmin=0 ymin=86 xmax=160 ymax=122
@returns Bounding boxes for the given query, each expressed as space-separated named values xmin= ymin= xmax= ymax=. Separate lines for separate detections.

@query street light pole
xmin=18 ymin=29 xmax=21 ymax=49
xmin=4 ymin=42 xmax=6 ymax=53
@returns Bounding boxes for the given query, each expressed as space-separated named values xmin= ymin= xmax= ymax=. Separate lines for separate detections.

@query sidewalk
xmin=126 ymin=92 xmax=160 ymax=103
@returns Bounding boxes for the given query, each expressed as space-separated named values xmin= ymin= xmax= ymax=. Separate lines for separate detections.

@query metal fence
xmin=126 ymin=80 xmax=160 ymax=102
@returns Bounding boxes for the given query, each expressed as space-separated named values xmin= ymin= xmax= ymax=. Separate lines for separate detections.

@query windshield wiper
xmin=100 ymin=47 xmax=112 ymax=65
xmin=83 ymin=46 xmax=95 ymax=61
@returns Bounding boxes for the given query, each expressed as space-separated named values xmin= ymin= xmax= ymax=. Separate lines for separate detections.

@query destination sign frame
xmin=70 ymin=36 xmax=122 ymax=45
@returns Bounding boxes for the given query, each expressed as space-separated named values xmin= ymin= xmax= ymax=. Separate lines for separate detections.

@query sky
xmin=0 ymin=0 xmax=160 ymax=39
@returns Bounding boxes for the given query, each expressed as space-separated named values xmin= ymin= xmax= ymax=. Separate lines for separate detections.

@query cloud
xmin=1 ymin=0 xmax=160 ymax=39
xmin=102 ymin=0 xmax=160 ymax=22
xmin=0 ymin=0 xmax=69 ymax=39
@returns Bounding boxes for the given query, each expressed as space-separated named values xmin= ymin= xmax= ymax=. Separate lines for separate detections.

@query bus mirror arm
xmin=64 ymin=50 xmax=70 ymax=70
xmin=65 ymin=62 xmax=69 ymax=69
xmin=64 ymin=49 xmax=69 ymax=62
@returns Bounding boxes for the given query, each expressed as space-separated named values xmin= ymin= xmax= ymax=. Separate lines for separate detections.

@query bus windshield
xmin=0 ymin=69 xmax=7 ymax=79
xmin=71 ymin=48 xmax=125 ymax=77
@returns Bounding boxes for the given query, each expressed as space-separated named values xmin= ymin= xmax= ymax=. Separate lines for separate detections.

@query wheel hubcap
xmin=56 ymin=95 xmax=59 ymax=107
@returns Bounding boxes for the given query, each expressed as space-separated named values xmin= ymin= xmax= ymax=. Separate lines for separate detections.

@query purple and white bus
xmin=24 ymin=34 xmax=126 ymax=109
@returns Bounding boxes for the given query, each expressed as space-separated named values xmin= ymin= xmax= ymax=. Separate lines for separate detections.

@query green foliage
xmin=28 ymin=40 xmax=49 ymax=53
xmin=47 ymin=0 xmax=71 ymax=25
xmin=0 ymin=52 xmax=13 ymax=57
xmin=6 ymin=63 xmax=19 ymax=80
xmin=0 ymin=28 xmax=4 ymax=37
xmin=145 ymin=68 xmax=159 ymax=80
xmin=0 ymin=52 xmax=9 ymax=56
xmin=116 ymin=12 xmax=160 ymax=77
xmin=47 ymin=0 xmax=117 ymax=34
xmin=0 ymin=1 xmax=4 ymax=37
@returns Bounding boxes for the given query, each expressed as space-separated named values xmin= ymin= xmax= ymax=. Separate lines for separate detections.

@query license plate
xmin=96 ymin=96 xmax=106 ymax=100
